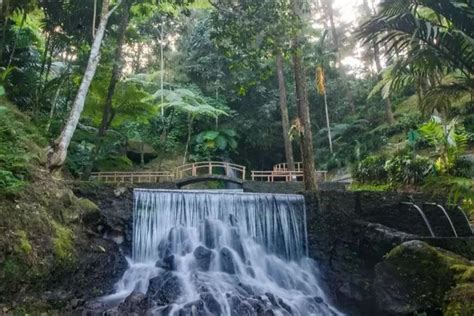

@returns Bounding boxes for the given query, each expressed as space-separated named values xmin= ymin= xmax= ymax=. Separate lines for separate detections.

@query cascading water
xmin=103 ymin=189 xmax=343 ymax=315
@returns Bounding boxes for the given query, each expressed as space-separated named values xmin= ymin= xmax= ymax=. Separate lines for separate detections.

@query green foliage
xmin=0 ymin=104 xmax=43 ymax=195
xmin=191 ymin=128 xmax=238 ymax=161
xmin=359 ymin=0 xmax=474 ymax=116
xmin=353 ymin=155 xmax=388 ymax=184
xmin=147 ymin=86 xmax=229 ymax=119
xmin=418 ymin=116 xmax=470 ymax=175
xmin=385 ymin=154 xmax=433 ymax=185
xmin=424 ymin=176 xmax=474 ymax=213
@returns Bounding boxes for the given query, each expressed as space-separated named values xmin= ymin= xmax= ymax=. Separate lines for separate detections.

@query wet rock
xmin=148 ymin=272 xmax=182 ymax=305
xmin=118 ymin=291 xmax=149 ymax=314
xmin=220 ymin=247 xmax=236 ymax=274
xmin=168 ymin=227 xmax=193 ymax=255
xmin=277 ymin=298 xmax=292 ymax=313
xmin=194 ymin=246 xmax=214 ymax=271
xmin=163 ymin=254 xmax=177 ymax=270
xmin=246 ymin=265 xmax=256 ymax=278
xmin=82 ymin=300 xmax=106 ymax=313
xmin=313 ymin=296 xmax=324 ymax=304
xmin=246 ymin=297 xmax=265 ymax=314
xmin=228 ymin=295 xmax=255 ymax=316
xmin=177 ymin=300 xmax=205 ymax=316
xmin=200 ymin=292 xmax=222 ymax=314
xmin=230 ymin=228 xmax=246 ymax=260
xmin=203 ymin=219 xmax=220 ymax=249
xmin=229 ymin=214 xmax=238 ymax=226
xmin=265 ymin=293 xmax=278 ymax=306
xmin=264 ymin=309 xmax=275 ymax=316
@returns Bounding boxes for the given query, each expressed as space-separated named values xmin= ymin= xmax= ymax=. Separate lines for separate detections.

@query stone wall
xmin=305 ymin=190 xmax=474 ymax=315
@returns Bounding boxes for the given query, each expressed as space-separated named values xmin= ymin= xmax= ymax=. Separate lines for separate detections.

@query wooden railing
xmin=251 ymin=170 xmax=328 ymax=182
xmin=90 ymin=171 xmax=174 ymax=184
xmin=251 ymin=170 xmax=304 ymax=182
xmin=273 ymin=162 xmax=303 ymax=172
xmin=176 ymin=161 xmax=246 ymax=180
xmin=90 ymin=162 xmax=327 ymax=184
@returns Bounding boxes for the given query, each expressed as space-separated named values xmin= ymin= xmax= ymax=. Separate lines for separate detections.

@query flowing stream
xmin=103 ymin=189 xmax=343 ymax=315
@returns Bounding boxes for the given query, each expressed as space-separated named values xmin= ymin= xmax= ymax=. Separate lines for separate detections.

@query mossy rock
xmin=374 ymin=240 xmax=474 ymax=315
xmin=77 ymin=198 xmax=100 ymax=221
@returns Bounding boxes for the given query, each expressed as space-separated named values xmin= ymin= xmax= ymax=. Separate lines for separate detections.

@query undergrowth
xmin=0 ymin=100 xmax=45 ymax=195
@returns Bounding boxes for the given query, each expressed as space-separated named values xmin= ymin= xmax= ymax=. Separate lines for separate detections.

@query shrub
xmin=0 ymin=104 xmax=40 ymax=194
xmin=452 ymin=157 xmax=473 ymax=178
xmin=385 ymin=155 xmax=433 ymax=185
xmin=353 ymin=155 xmax=388 ymax=184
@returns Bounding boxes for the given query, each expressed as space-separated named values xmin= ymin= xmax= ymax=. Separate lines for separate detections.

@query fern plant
xmin=418 ymin=115 xmax=470 ymax=175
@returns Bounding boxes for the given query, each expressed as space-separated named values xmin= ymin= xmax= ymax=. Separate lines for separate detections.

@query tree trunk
xmin=323 ymin=90 xmax=333 ymax=153
xmin=291 ymin=0 xmax=317 ymax=191
xmin=276 ymin=53 xmax=295 ymax=171
xmin=0 ymin=0 xmax=10 ymax=61
xmin=83 ymin=0 xmax=131 ymax=179
xmin=46 ymin=0 xmax=119 ymax=172
xmin=183 ymin=115 xmax=194 ymax=164
xmin=373 ymin=43 xmax=395 ymax=124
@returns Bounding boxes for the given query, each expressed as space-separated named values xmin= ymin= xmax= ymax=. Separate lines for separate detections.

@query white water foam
xmin=103 ymin=189 xmax=344 ymax=316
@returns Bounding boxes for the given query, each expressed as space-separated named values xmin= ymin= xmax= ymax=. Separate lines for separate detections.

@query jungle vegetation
xmin=0 ymin=0 xmax=472 ymax=207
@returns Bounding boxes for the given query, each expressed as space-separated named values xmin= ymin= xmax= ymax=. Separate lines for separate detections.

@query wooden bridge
xmin=90 ymin=161 xmax=246 ymax=185
xmin=90 ymin=161 xmax=327 ymax=185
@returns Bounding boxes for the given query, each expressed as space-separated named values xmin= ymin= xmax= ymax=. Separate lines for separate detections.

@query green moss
xmin=349 ymin=183 xmax=392 ymax=192
xmin=444 ymin=284 xmax=474 ymax=316
xmin=51 ymin=221 xmax=74 ymax=263
xmin=77 ymin=198 xmax=99 ymax=213
xmin=15 ymin=230 xmax=32 ymax=255
xmin=381 ymin=241 xmax=474 ymax=315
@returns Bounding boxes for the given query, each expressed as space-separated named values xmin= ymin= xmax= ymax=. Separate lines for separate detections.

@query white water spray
xmin=104 ymin=189 xmax=343 ymax=316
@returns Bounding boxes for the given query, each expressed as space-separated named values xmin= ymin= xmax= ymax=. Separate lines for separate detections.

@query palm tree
xmin=313 ymin=31 xmax=336 ymax=153
xmin=358 ymin=0 xmax=474 ymax=117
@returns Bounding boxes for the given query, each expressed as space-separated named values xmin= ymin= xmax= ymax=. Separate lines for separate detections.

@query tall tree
xmin=211 ymin=0 xmax=296 ymax=169
xmin=83 ymin=0 xmax=132 ymax=179
xmin=291 ymin=0 xmax=317 ymax=191
xmin=276 ymin=52 xmax=295 ymax=171
xmin=46 ymin=0 xmax=120 ymax=171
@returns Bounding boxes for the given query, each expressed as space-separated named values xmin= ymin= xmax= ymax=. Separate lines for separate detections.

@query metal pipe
xmin=448 ymin=204 xmax=473 ymax=235
xmin=424 ymin=203 xmax=458 ymax=237
xmin=401 ymin=202 xmax=435 ymax=237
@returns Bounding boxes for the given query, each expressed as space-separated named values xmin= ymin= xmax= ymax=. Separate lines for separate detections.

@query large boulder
xmin=374 ymin=240 xmax=474 ymax=315
xmin=194 ymin=246 xmax=214 ymax=271
xmin=219 ymin=247 xmax=236 ymax=274
xmin=148 ymin=272 xmax=182 ymax=305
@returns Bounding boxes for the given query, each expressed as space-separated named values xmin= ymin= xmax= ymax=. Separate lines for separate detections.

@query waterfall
xmin=104 ymin=189 xmax=343 ymax=316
